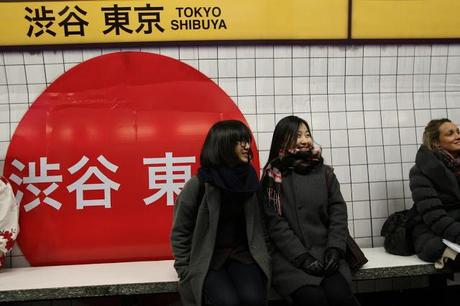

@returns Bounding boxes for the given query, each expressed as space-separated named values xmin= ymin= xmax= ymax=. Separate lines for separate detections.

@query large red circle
xmin=5 ymin=52 xmax=259 ymax=266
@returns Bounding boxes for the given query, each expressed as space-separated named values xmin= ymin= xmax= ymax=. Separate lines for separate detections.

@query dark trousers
xmin=291 ymin=272 xmax=360 ymax=306
xmin=203 ymin=260 xmax=267 ymax=306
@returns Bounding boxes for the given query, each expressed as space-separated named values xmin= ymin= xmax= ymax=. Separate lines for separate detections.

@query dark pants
xmin=203 ymin=260 xmax=267 ymax=306
xmin=291 ymin=272 xmax=360 ymax=306
xmin=447 ymin=254 xmax=460 ymax=271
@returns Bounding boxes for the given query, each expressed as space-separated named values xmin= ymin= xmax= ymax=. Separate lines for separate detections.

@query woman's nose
xmin=300 ymin=136 xmax=310 ymax=144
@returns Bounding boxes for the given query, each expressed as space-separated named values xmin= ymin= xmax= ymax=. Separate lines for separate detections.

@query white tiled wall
xmin=1 ymin=44 xmax=460 ymax=269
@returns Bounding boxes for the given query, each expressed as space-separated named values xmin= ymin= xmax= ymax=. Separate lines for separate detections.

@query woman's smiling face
xmin=234 ymin=140 xmax=250 ymax=163
xmin=437 ymin=121 xmax=460 ymax=155
xmin=294 ymin=122 xmax=313 ymax=152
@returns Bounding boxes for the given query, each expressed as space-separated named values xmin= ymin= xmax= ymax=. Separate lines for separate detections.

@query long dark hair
xmin=200 ymin=120 xmax=253 ymax=168
xmin=264 ymin=115 xmax=312 ymax=169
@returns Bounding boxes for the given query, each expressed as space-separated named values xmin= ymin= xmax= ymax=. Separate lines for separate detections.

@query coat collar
xmin=416 ymin=145 xmax=460 ymax=199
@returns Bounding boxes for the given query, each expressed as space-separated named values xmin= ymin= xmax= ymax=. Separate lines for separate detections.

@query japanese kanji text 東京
xmin=25 ymin=4 xmax=165 ymax=38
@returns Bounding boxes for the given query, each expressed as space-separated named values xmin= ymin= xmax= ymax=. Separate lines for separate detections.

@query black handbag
xmin=381 ymin=209 xmax=415 ymax=256
xmin=345 ymin=234 xmax=368 ymax=272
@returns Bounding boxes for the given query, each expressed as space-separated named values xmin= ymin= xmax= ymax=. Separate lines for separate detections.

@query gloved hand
xmin=323 ymin=248 xmax=341 ymax=275
xmin=301 ymin=254 xmax=325 ymax=276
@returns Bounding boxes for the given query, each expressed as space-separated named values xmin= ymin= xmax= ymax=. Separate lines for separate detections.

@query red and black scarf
xmin=262 ymin=147 xmax=323 ymax=216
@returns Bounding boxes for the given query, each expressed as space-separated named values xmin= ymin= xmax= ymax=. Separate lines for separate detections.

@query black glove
xmin=323 ymin=248 xmax=341 ymax=275
xmin=301 ymin=254 xmax=325 ymax=276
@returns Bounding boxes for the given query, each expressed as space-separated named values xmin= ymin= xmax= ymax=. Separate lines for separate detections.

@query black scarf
xmin=262 ymin=148 xmax=323 ymax=215
xmin=198 ymin=163 xmax=259 ymax=195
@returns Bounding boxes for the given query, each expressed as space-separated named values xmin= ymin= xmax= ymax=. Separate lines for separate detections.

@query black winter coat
xmin=262 ymin=165 xmax=351 ymax=297
xmin=408 ymin=145 xmax=460 ymax=262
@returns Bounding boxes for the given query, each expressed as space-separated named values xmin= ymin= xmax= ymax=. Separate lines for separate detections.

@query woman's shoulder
xmin=180 ymin=176 xmax=201 ymax=198
xmin=412 ymin=145 xmax=448 ymax=177
xmin=414 ymin=145 xmax=438 ymax=165
xmin=185 ymin=175 xmax=200 ymax=186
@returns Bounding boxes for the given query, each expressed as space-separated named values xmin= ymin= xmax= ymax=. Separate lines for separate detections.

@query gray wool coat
xmin=170 ymin=176 xmax=271 ymax=306
xmin=263 ymin=165 xmax=351 ymax=297
xmin=408 ymin=145 xmax=460 ymax=262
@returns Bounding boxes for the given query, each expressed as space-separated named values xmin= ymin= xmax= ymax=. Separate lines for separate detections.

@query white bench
xmin=0 ymin=247 xmax=452 ymax=302
xmin=353 ymin=247 xmax=451 ymax=280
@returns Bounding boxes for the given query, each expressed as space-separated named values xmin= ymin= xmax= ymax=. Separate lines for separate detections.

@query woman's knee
xmin=327 ymin=292 xmax=360 ymax=306
xmin=291 ymin=285 xmax=328 ymax=306
xmin=205 ymin=293 xmax=240 ymax=306
xmin=322 ymin=274 xmax=360 ymax=306
xmin=238 ymin=290 xmax=266 ymax=306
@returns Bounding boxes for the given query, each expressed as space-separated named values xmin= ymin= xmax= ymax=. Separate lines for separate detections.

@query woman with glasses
xmin=171 ymin=120 xmax=270 ymax=306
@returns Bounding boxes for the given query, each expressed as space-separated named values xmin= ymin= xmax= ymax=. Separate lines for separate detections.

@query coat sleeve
xmin=410 ymin=166 xmax=460 ymax=243
xmin=261 ymin=175 xmax=308 ymax=266
xmin=170 ymin=176 xmax=201 ymax=278
xmin=325 ymin=167 xmax=348 ymax=253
